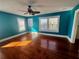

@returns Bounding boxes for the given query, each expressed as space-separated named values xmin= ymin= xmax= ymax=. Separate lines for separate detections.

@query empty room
xmin=0 ymin=0 xmax=79 ymax=59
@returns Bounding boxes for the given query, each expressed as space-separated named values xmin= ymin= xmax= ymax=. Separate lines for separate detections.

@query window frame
xmin=39 ymin=17 xmax=48 ymax=31
xmin=17 ymin=17 xmax=26 ymax=32
xmin=48 ymin=16 xmax=60 ymax=32
xmin=28 ymin=18 xmax=33 ymax=28
xmin=39 ymin=16 xmax=60 ymax=32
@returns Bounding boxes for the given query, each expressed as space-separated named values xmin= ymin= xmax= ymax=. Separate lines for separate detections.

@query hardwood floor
xmin=0 ymin=33 xmax=79 ymax=59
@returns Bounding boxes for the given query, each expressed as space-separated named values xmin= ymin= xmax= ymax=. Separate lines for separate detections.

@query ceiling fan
xmin=25 ymin=5 xmax=40 ymax=15
xmin=20 ymin=0 xmax=40 ymax=15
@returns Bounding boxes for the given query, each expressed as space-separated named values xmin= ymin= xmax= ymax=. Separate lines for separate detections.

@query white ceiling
xmin=0 ymin=0 xmax=79 ymax=16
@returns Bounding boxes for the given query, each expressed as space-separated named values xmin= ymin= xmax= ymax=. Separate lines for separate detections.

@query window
xmin=48 ymin=16 xmax=60 ymax=32
xmin=39 ymin=16 xmax=60 ymax=32
xmin=17 ymin=18 xmax=25 ymax=32
xmin=39 ymin=18 xmax=48 ymax=31
xmin=28 ymin=18 xmax=33 ymax=28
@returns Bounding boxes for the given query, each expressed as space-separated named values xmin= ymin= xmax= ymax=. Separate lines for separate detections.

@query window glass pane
xmin=17 ymin=18 xmax=25 ymax=32
xmin=28 ymin=18 xmax=33 ymax=28
xmin=39 ymin=16 xmax=59 ymax=32
xmin=49 ymin=16 xmax=59 ymax=32
xmin=39 ymin=18 xmax=48 ymax=31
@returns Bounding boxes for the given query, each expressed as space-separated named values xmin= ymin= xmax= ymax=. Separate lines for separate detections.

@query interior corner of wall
xmin=67 ymin=36 xmax=75 ymax=43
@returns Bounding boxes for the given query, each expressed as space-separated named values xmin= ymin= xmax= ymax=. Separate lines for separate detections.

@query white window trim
xmin=39 ymin=16 xmax=60 ymax=32
xmin=28 ymin=18 xmax=33 ymax=28
xmin=17 ymin=18 xmax=26 ymax=32
xmin=48 ymin=16 xmax=60 ymax=32
xmin=39 ymin=17 xmax=48 ymax=31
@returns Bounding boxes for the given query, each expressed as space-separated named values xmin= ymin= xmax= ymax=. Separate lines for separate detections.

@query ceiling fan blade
xmin=33 ymin=11 xmax=40 ymax=14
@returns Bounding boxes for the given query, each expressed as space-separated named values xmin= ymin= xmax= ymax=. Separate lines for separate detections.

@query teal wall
xmin=0 ymin=4 xmax=79 ymax=40
xmin=27 ymin=4 xmax=79 ymax=38
xmin=27 ymin=10 xmax=72 ymax=35
xmin=0 ymin=11 xmax=27 ymax=39
xmin=67 ymin=10 xmax=74 ymax=38
xmin=67 ymin=4 xmax=79 ymax=38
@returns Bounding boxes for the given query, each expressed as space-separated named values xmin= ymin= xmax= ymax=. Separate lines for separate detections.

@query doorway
xmin=76 ymin=13 xmax=79 ymax=40
xmin=71 ymin=10 xmax=79 ymax=43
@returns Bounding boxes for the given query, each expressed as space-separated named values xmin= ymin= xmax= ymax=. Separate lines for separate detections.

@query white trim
xmin=39 ymin=33 xmax=73 ymax=43
xmin=39 ymin=16 xmax=60 ymax=32
xmin=0 ymin=32 xmax=72 ymax=43
xmin=39 ymin=33 xmax=67 ymax=38
xmin=71 ymin=9 xmax=79 ymax=43
xmin=0 ymin=32 xmax=27 ymax=43
xmin=0 ymin=31 xmax=73 ymax=44
xmin=66 ymin=36 xmax=72 ymax=43
xmin=39 ymin=17 xmax=48 ymax=31
xmin=17 ymin=18 xmax=26 ymax=32
xmin=40 ymin=33 xmax=67 ymax=38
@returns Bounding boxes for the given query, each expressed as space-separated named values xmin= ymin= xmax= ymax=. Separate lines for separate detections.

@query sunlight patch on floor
xmin=1 ymin=40 xmax=32 ymax=48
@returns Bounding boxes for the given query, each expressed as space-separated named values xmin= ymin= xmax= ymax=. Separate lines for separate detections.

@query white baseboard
xmin=39 ymin=33 xmax=67 ymax=38
xmin=0 ymin=32 xmax=27 ymax=43
xmin=39 ymin=33 xmax=74 ymax=43
xmin=0 ymin=32 xmax=74 ymax=43
xmin=66 ymin=36 xmax=75 ymax=43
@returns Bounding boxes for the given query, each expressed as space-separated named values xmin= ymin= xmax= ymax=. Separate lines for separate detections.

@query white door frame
xmin=71 ymin=9 xmax=79 ymax=43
